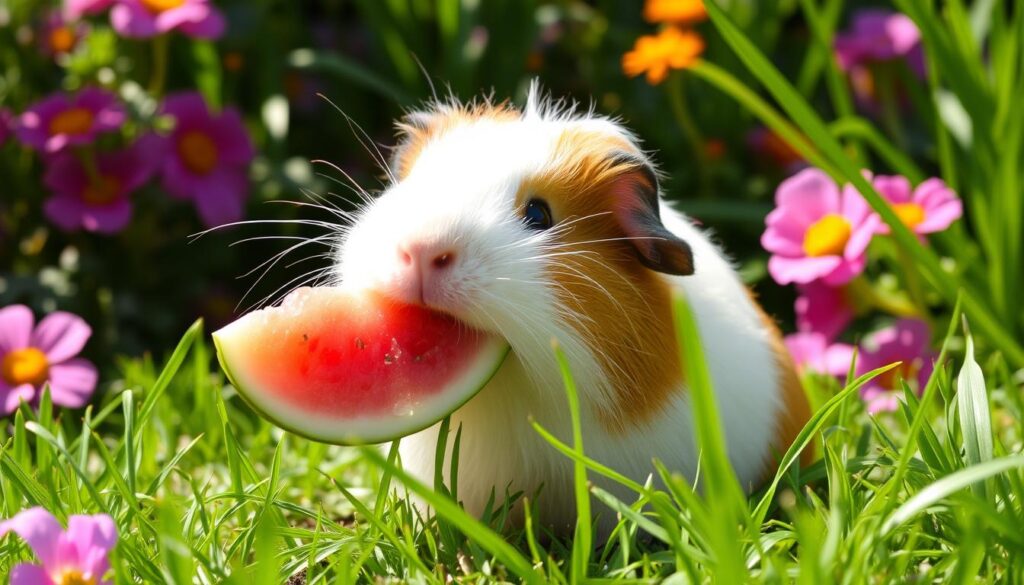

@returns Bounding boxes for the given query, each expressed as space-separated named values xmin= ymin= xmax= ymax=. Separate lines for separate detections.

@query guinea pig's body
xmin=336 ymin=87 xmax=810 ymax=531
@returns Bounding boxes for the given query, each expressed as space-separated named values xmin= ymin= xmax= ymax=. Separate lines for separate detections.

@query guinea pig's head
xmin=336 ymin=87 xmax=692 ymax=427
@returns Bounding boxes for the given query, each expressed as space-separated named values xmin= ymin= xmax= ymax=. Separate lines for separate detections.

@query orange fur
xmin=521 ymin=128 xmax=684 ymax=433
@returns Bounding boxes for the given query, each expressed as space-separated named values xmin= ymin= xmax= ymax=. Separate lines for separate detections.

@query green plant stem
xmin=666 ymin=72 xmax=712 ymax=197
xmin=149 ymin=35 xmax=170 ymax=97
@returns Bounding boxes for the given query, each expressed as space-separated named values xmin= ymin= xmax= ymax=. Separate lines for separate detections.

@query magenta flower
xmin=856 ymin=319 xmax=935 ymax=414
xmin=870 ymin=174 xmax=963 ymax=236
xmin=111 ymin=0 xmax=225 ymax=39
xmin=834 ymin=9 xmax=926 ymax=77
xmin=158 ymin=92 xmax=254 ymax=227
xmin=39 ymin=10 xmax=87 ymax=57
xmin=15 ymin=88 xmax=126 ymax=154
xmin=64 ymin=0 xmax=117 ymax=19
xmin=0 ymin=305 xmax=98 ymax=415
xmin=762 ymin=168 xmax=880 ymax=285
xmin=42 ymin=135 xmax=161 ymax=234
xmin=0 ymin=507 xmax=117 ymax=585
xmin=795 ymin=279 xmax=856 ymax=341
xmin=785 ymin=332 xmax=854 ymax=378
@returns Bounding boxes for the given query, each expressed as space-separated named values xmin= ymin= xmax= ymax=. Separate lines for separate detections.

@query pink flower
xmin=15 ymin=88 xmax=126 ymax=154
xmin=42 ymin=136 xmax=161 ymax=234
xmin=870 ymin=174 xmax=963 ymax=236
xmin=0 ymin=305 xmax=98 ymax=415
xmin=111 ymin=0 xmax=225 ymax=39
xmin=64 ymin=0 xmax=117 ymax=19
xmin=834 ymin=9 xmax=926 ymax=77
xmin=785 ymin=332 xmax=854 ymax=377
xmin=795 ymin=279 xmax=856 ymax=340
xmin=762 ymin=168 xmax=880 ymax=285
xmin=856 ymin=318 xmax=935 ymax=414
xmin=0 ymin=507 xmax=117 ymax=585
xmin=158 ymin=92 xmax=254 ymax=227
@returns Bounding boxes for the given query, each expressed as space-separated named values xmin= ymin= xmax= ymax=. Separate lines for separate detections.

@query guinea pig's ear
xmin=608 ymin=152 xmax=695 ymax=276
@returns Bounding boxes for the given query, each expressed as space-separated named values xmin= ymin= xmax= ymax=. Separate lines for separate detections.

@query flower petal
xmin=0 ymin=507 xmax=64 ymax=569
xmin=768 ymin=254 xmax=842 ymax=285
xmin=44 ymin=195 xmax=87 ymax=232
xmin=66 ymin=514 xmax=117 ymax=579
xmin=775 ymin=168 xmax=841 ymax=225
xmin=32 ymin=311 xmax=92 ymax=362
xmin=866 ymin=392 xmax=900 ymax=414
xmin=10 ymin=563 xmax=54 ymax=585
xmin=0 ymin=304 xmax=34 ymax=352
xmin=110 ymin=2 xmax=159 ymax=38
xmin=193 ymin=168 xmax=248 ymax=227
xmin=46 ymin=358 xmax=99 ymax=409
xmin=1 ymin=382 xmax=36 ymax=416
xmin=80 ymin=199 xmax=133 ymax=234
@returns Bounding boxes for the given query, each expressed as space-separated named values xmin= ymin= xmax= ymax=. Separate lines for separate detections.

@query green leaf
xmin=882 ymin=456 xmax=1024 ymax=534
xmin=957 ymin=318 xmax=993 ymax=475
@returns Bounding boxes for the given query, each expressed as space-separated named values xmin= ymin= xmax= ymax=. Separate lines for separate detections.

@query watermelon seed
xmin=355 ymin=337 xmax=365 ymax=350
xmin=413 ymin=355 xmax=423 ymax=363
xmin=384 ymin=354 xmax=394 ymax=365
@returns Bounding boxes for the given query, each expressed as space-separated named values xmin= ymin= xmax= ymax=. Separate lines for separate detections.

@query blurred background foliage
xmin=0 ymin=0 xmax=1007 ymax=374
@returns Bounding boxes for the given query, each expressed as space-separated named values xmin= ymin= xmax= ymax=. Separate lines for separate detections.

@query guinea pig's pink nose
xmin=393 ymin=242 xmax=458 ymax=305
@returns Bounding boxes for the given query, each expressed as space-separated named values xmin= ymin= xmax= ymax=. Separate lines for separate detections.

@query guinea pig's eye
xmin=523 ymin=198 xmax=553 ymax=231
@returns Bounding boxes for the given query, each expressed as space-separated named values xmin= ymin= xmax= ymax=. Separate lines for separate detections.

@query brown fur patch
xmin=392 ymin=100 xmax=520 ymax=180
xmin=520 ymin=128 xmax=683 ymax=433
xmin=752 ymin=297 xmax=814 ymax=474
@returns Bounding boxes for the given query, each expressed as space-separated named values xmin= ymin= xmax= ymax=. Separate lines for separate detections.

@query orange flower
xmin=644 ymin=0 xmax=707 ymax=24
xmin=622 ymin=27 xmax=705 ymax=85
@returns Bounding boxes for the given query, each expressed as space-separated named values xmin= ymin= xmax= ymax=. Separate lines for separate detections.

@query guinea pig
xmin=334 ymin=84 xmax=811 ymax=532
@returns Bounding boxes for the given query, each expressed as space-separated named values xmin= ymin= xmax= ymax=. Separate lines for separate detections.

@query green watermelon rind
xmin=212 ymin=328 xmax=511 ymax=446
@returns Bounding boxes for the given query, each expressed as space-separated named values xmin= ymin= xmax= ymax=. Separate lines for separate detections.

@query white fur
xmin=335 ymin=88 xmax=784 ymax=532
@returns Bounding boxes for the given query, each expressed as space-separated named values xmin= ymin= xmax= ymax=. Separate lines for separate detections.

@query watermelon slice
xmin=212 ymin=287 xmax=510 ymax=444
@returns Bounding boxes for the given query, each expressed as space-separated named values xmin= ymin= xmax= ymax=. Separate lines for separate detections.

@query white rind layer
xmin=212 ymin=321 xmax=510 ymax=445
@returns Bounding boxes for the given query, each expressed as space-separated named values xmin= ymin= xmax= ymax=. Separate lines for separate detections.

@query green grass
xmin=2 ymin=296 xmax=1023 ymax=583
xmin=4 ymin=1 xmax=1024 ymax=582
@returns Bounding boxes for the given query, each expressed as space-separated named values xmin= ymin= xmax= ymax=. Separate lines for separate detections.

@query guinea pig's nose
xmin=393 ymin=242 xmax=458 ymax=305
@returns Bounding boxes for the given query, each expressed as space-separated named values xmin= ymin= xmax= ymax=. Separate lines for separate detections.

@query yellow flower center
xmin=892 ymin=202 xmax=926 ymax=228
xmin=177 ymin=130 xmax=219 ymax=175
xmin=49 ymin=26 xmax=77 ymax=54
xmin=140 ymin=0 xmax=186 ymax=13
xmin=803 ymin=214 xmax=852 ymax=257
xmin=1 ymin=348 xmax=50 ymax=387
xmin=49 ymin=107 xmax=94 ymax=136
xmin=56 ymin=568 xmax=96 ymax=585
xmin=82 ymin=175 xmax=122 ymax=206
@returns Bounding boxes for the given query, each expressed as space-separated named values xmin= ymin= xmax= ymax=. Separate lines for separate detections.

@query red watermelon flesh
xmin=212 ymin=287 xmax=510 ymax=444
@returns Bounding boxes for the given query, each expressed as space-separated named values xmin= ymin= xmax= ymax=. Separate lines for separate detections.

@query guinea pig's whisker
xmin=228 ymin=235 xmax=335 ymax=248
xmin=188 ymin=218 xmax=341 ymax=242
xmin=316 ymin=95 xmax=396 ymax=184
xmin=544 ymin=264 xmax=641 ymax=342
xmin=312 ymin=160 xmax=377 ymax=205
xmin=243 ymin=263 xmax=335 ymax=312
xmin=236 ymin=233 xmax=335 ymax=278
